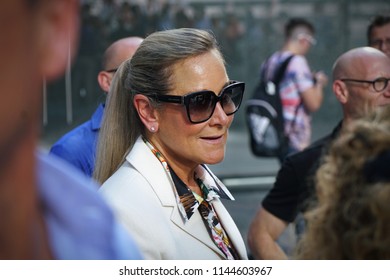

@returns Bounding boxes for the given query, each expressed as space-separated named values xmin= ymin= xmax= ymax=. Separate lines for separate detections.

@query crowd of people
xmin=79 ymin=0 xmax=245 ymax=51
xmin=248 ymin=45 xmax=390 ymax=259
xmin=72 ymin=0 xmax=246 ymax=105
xmin=1 ymin=0 xmax=390 ymax=261
xmin=248 ymin=14 xmax=390 ymax=259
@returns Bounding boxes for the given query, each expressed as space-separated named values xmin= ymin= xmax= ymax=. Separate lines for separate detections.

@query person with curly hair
xmin=296 ymin=106 xmax=390 ymax=259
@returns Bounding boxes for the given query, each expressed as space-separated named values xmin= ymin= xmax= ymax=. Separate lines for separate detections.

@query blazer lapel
xmin=127 ymin=137 xmax=239 ymax=259
xmin=169 ymin=204 xmax=226 ymax=258
xmin=201 ymin=166 xmax=248 ymax=259
xmin=127 ymin=138 xmax=175 ymax=207
xmin=211 ymin=200 xmax=248 ymax=260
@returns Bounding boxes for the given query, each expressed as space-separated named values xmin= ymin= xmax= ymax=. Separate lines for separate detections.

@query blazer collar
xmin=126 ymin=137 xmax=247 ymax=259
xmin=126 ymin=137 xmax=176 ymax=207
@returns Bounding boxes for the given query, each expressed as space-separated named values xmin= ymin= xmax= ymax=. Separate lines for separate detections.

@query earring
xmin=150 ymin=127 xmax=155 ymax=132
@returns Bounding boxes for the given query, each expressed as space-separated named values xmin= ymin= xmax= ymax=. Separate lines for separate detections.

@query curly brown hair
xmin=295 ymin=107 xmax=390 ymax=259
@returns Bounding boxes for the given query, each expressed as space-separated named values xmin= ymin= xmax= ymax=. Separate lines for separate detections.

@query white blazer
xmin=99 ymin=137 xmax=248 ymax=260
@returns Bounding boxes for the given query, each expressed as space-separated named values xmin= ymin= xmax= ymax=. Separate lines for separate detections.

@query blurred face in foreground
xmin=0 ymin=1 xmax=43 ymax=155
xmin=0 ymin=0 xmax=79 ymax=156
xmin=0 ymin=0 xmax=79 ymax=259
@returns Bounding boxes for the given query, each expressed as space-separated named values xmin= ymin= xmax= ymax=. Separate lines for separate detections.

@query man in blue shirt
xmin=0 ymin=0 xmax=141 ymax=259
xmin=50 ymin=36 xmax=143 ymax=177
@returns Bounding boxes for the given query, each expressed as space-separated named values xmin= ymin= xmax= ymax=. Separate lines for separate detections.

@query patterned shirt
xmin=264 ymin=51 xmax=315 ymax=151
xmin=143 ymin=138 xmax=239 ymax=259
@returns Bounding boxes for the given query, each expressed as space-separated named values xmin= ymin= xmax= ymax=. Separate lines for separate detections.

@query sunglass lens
xmin=186 ymin=82 xmax=244 ymax=123
xmin=188 ymin=91 xmax=215 ymax=123
xmin=221 ymin=83 xmax=244 ymax=115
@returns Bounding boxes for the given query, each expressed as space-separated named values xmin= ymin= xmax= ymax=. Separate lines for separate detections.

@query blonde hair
xmin=93 ymin=28 xmax=222 ymax=184
xmin=296 ymin=107 xmax=390 ymax=259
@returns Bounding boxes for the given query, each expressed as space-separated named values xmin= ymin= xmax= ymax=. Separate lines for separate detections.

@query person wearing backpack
xmin=250 ymin=18 xmax=327 ymax=162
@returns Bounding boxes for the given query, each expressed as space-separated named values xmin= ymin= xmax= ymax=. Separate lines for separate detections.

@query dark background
xmin=41 ymin=0 xmax=389 ymax=146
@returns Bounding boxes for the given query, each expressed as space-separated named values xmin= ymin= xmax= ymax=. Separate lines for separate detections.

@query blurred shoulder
xmin=36 ymin=151 xmax=142 ymax=259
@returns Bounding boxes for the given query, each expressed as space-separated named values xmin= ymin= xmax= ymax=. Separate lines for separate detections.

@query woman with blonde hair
xmin=94 ymin=28 xmax=247 ymax=260
xmin=296 ymin=106 xmax=390 ymax=259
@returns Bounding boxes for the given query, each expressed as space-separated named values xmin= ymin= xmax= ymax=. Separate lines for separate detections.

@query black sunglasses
xmin=340 ymin=77 xmax=390 ymax=92
xmin=146 ymin=81 xmax=245 ymax=124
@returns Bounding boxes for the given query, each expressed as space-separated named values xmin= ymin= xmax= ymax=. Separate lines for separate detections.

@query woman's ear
xmin=333 ymin=80 xmax=349 ymax=104
xmin=133 ymin=94 xmax=159 ymax=133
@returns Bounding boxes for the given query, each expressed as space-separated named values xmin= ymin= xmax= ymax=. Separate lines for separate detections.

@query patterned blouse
xmin=143 ymin=137 xmax=240 ymax=260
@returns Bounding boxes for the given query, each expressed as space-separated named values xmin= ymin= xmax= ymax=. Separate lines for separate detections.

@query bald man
xmin=50 ymin=37 xmax=143 ymax=177
xmin=248 ymin=47 xmax=390 ymax=260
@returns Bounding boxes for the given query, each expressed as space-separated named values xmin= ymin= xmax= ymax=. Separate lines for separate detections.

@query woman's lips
xmin=200 ymin=134 xmax=225 ymax=144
